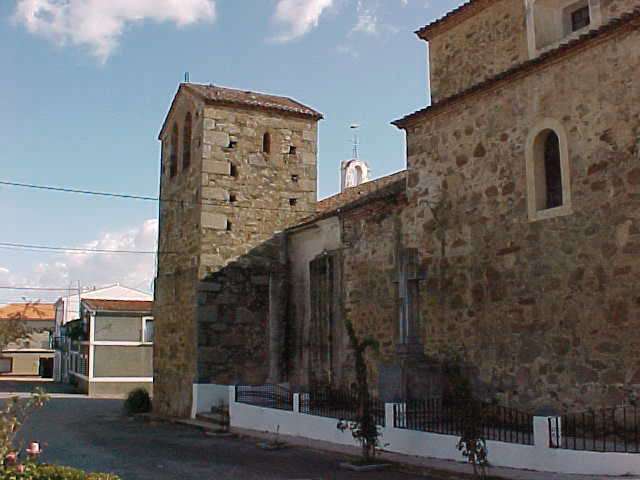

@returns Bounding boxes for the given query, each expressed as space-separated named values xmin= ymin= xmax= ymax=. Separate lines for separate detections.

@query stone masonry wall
xmin=427 ymin=0 xmax=529 ymax=103
xmin=602 ymin=0 xmax=640 ymax=20
xmin=341 ymin=193 xmax=407 ymax=392
xmin=154 ymin=89 xmax=204 ymax=417
xmin=195 ymin=105 xmax=319 ymax=386
xmin=198 ymin=104 xmax=318 ymax=277
xmin=402 ymin=26 xmax=640 ymax=412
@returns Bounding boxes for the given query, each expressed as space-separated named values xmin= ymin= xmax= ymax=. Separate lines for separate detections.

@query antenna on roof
xmin=350 ymin=123 xmax=360 ymax=159
xmin=184 ymin=71 xmax=190 ymax=83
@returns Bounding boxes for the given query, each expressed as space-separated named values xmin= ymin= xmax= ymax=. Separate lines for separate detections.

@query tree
xmin=0 ymin=301 xmax=35 ymax=350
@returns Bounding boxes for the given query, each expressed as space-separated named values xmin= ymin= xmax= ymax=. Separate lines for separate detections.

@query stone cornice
xmin=415 ymin=0 xmax=498 ymax=41
xmin=396 ymin=7 xmax=640 ymax=129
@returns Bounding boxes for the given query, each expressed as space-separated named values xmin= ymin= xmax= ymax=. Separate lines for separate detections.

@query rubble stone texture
xmin=154 ymin=84 xmax=320 ymax=417
xmin=155 ymin=2 xmax=640 ymax=417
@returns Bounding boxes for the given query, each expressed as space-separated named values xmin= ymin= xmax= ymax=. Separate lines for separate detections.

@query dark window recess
xmin=263 ymin=133 xmax=271 ymax=154
xmin=170 ymin=123 xmax=179 ymax=178
xmin=289 ymin=198 xmax=298 ymax=206
xmin=571 ymin=6 xmax=590 ymax=31
xmin=230 ymin=164 xmax=238 ymax=177
xmin=183 ymin=112 xmax=192 ymax=170
xmin=228 ymin=140 xmax=238 ymax=149
xmin=291 ymin=175 xmax=299 ymax=183
xmin=229 ymin=193 xmax=237 ymax=203
xmin=544 ymin=131 xmax=563 ymax=209
xmin=289 ymin=146 xmax=297 ymax=155
xmin=226 ymin=221 xmax=232 ymax=231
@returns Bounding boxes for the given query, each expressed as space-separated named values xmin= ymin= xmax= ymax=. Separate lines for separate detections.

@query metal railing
xmin=550 ymin=405 xmax=640 ymax=453
xmin=394 ymin=399 xmax=534 ymax=445
xmin=299 ymin=388 xmax=386 ymax=427
xmin=235 ymin=384 xmax=293 ymax=411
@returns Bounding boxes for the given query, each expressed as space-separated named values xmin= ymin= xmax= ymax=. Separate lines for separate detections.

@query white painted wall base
xmin=191 ymin=384 xmax=231 ymax=419
xmin=228 ymin=389 xmax=640 ymax=477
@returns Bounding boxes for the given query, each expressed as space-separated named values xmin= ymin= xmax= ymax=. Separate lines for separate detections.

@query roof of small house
xmin=316 ymin=170 xmax=407 ymax=214
xmin=395 ymin=7 xmax=640 ymax=128
xmin=82 ymin=299 xmax=153 ymax=314
xmin=289 ymin=171 xmax=407 ymax=230
xmin=0 ymin=303 xmax=55 ymax=321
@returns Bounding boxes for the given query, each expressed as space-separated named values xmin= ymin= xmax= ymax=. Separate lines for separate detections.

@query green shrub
xmin=124 ymin=388 xmax=151 ymax=415
xmin=1 ymin=464 xmax=120 ymax=479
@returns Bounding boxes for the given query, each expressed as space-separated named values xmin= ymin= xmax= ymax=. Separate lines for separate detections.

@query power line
xmin=0 ymin=180 xmax=317 ymax=214
xmin=0 ymin=242 xmax=168 ymax=255
xmin=0 ymin=286 xmax=83 ymax=291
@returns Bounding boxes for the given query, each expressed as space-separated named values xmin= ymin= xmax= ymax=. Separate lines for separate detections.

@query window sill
xmin=528 ymin=204 xmax=573 ymax=222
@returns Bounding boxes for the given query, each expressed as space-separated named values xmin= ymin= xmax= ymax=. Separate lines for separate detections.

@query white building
xmin=53 ymin=284 xmax=152 ymax=382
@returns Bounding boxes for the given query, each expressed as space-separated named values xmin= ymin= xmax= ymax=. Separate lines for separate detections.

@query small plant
xmin=1 ymin=463 xmax=121 ymax=479
xmin=124 ymin=388 xmax=152 ymax=415
xmin=456 ymin=400 xmax=489 ymax=479
xmin=336 ymin=318 xmax=382 ymax=464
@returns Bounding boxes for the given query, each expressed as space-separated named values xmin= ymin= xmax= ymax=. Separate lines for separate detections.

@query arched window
xmin=543 ymin=131 xmax=562 ymax=209
xmin=183 ymin=113 xmax=192 ymax=171
xmin=170 ymin=123 xmax=179 ymax=178
xmin=262 ymin=132 xmax=271 ymax=154
xmin=354 ymin=165 xmax=363 ymax=185
xmin=526 ymin=120 xmax=572 ymax=221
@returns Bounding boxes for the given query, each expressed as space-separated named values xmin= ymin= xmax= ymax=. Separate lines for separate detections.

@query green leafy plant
xmin=456 ymin=399 xmax=489 ymax=479
xmin=123 ymin=388 xmax=152 ymax=415
xmin=1 ymin=464 xmax=120 ymax=479
xmin=337 ymin=318 xmax=381 ymax=463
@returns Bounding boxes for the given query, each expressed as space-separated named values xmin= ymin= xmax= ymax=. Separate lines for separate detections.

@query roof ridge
xmin=395 ymin=7 xmax=640 ymax=127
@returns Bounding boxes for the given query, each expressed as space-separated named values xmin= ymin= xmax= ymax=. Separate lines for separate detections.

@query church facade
xmin=154 ymin=0 xmax=640 ymax=417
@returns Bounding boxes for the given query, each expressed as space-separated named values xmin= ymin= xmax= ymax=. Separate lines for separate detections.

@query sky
xmin=0 ymin=0 xmax=463 ymax=304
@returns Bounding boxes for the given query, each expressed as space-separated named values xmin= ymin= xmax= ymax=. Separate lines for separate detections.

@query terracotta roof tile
xmin=83 ymin=299 xmax=153 ymax=313
xmin=185 ymin=84 xmax=323 ymax=120
xmin=396 ymin=7 xmax=640 ymax=128
xmin=0 ymin=304 xmax=55 ymax=321
xmin=316 ymin=170 xmax=407 ymax=214
xmin=290 ymin=171 xmax=407 ymax=229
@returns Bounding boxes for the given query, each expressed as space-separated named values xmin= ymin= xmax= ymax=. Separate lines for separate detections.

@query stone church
xmin=154 ymin=0 xmax=640 ymax=418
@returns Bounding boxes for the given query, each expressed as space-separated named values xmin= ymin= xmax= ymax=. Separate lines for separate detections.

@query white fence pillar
xmin=385 ymin=403 xmax=397 ymax=430
xmin=293 ymin=393 xmax=300 ymax=413
xmin=534 ymin=416 xmax=561 ymax=449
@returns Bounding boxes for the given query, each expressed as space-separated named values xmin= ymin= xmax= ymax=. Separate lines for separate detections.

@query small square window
xmin=230 ymin=165 xmax=238 ymax=177
xmin=226 ymin=221 xmax=232 ymax=231
xmin=229 ymin=193 xmax=237 ymax=203
xmin=289 ymin=198 xmax=298 ymax=206
xmin=571 ymin=5 xmax=590 ymax=32
xmin=228 ymin=140 xmax=238 ymax=149
xmin=291 ymin=175 xmax=299 ymax=183
xmin=289 ymin=146 xmax=297 ymax=155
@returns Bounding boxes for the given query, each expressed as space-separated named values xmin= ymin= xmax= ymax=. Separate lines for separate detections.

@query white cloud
xmin=13 ymin=0 xmax=216 ymax=62
xmin=352 ymin=0 xmax=377 ymax=35
xmin=0 ymin=219 xmax=157 ymax=303
xmin=272 ymin=0 xmax=334 ymax=42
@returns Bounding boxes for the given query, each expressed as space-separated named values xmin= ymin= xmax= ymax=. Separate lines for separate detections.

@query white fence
xmin=227 ymin=387 xmax=640 ymax=477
